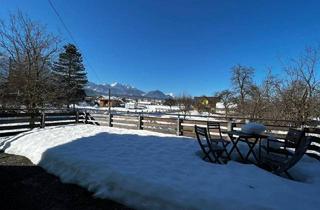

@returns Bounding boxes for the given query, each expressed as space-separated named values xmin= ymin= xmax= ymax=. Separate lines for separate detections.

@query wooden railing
xmin=0 ymin=111 xmax=85 ymax=137
xmin=83 ymin=110 xmax=320 ymax=159
xmin=2 ymin=109 xmax=319 ymax=138
xmin=84 ymin=110 xmax=319 ymax=137
xmin=1 ymin=109 xmax=319 ymax=159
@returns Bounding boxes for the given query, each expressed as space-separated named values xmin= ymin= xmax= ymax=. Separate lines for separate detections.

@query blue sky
xmin=1 ymin=0 xmax=320 ymax=96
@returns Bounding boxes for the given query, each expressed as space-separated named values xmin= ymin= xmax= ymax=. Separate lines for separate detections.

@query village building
xmin=96 ymin=96 xmax=124 ymax=107
xmin=193 ymin=96 xmax=219 ymax=112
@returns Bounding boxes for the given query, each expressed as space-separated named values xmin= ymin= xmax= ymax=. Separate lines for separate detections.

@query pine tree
xmin=53 ymin=44 xmax=88 ymax=108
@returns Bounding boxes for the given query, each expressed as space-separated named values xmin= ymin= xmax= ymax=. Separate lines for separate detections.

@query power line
xmin=47 ymin=0 xmax=102 ymax=83
xmin=47 ymin=0 xmax=77 ymax=44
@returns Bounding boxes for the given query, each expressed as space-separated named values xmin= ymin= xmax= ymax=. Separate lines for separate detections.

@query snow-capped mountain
xmin=85 ymin=82 xmax=172 ymax=99
xmin=86 ymin=82 xmax=144 ymax=97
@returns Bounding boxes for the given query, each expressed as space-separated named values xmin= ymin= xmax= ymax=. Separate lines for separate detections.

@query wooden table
xmin=226 ymin=130 xmax=268 ymax=163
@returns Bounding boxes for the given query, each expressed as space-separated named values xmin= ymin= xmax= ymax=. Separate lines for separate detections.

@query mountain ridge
xmin=85 ymin=82 xmax=173 ymax=99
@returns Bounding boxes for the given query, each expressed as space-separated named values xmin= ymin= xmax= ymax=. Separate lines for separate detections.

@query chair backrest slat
xmin=194 ymin=125 xmax=209 ymax=152
xmin=207 ymin=121 xmax=223 ymax=139
xmin=285 ymin=128 xmax=305 ymax=148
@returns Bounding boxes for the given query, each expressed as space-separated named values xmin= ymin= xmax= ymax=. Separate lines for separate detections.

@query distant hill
xmin=144 ymin=90 xmax=171 ymax=100
xmin=85 ymin=82 xmax=173 ymax=99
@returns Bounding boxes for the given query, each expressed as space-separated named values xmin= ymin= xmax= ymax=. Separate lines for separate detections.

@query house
xmin=96 ymin=96 xmax=123 ymax=107
xmin=193 ymin=96 xmax=219 ymax=112
xmin=125 ymin=102 xmax=137 ymax=109
xmin=194 ymin=96 xmax=219 ymax=106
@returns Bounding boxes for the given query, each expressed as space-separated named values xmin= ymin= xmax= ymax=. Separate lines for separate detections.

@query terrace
xmin=1 ymin=115 xmax=320 ymax=209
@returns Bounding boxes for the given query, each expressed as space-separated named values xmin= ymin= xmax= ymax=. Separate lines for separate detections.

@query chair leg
xmin=284 ymin=171 xmax=294 ymax=180
xmin=202 ymin=153 xmax=210 ymax=161
xmin=212 ymin=151 xmax=221 ymax=164
xmin=205 ymin=153 xmax=216 ymax=163
xmin=274 ymin=170 xmax=294 ymax=180
xmin=221 ymin=142 xmax=231 ymax=160
xmin=221 ymin=147 xmax=230 ymax=160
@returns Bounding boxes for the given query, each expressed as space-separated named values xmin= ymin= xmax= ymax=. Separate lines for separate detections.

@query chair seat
xmin=201 ymin=141 xmax=225 ymax=151
xmin=261 ymin=145 xmax=294 ymax=156
xmin=210 ymin=138 xmax=230 ymax=144
xmin=261 ymin=152 xmax=288 ymax=163
xmin=259 ymin=152 xmax=289 ymax=170
xmin=209 ymin=143 xmax=226 ymax=151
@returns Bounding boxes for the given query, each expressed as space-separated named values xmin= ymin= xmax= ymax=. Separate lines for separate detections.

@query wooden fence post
xmin=301 ymin=121 xmax=306 ymax=130
xmin=40 ymin=112 xmax=45 ymax=128
xmin=85 ymin=112 xmax=88 ymax=124
xmin=227 ymin=118 xmax=234 ymax=131
xmin=29 ymin=112 xmax=36 ymax=129
xmin=108 ymin=113 xmax=113 ymax=127
xmin=138 ymin=115 xmax=143 ymax=130
xmin=75 ymin=111 xmax=79 ymax=124
xmin=177 ymin=117 xmax=182 ymax=136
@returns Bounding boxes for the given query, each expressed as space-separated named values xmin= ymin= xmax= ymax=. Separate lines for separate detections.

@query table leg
xmin=244 ymin=138 xmax=258 ymax=162
xmin=259 ymin=137 xmax=262 ymax=161
xmin=228 ymin=136 xmax=245 ymax=161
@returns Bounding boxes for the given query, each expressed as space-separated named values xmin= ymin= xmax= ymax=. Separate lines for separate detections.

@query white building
xmin=125 ymin=102 xmax=137 ymax=109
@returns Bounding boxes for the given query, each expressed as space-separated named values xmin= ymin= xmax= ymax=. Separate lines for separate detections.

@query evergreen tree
xmin=53 ymin=44 xmax=88 ymax=108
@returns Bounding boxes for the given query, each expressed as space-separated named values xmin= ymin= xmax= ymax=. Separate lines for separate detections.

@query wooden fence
xmin=85 ymin=111 xmax=320 ymax=137
xmin=1 ymin=109 xmax=319 ymax=139
xmin=84 ymin=110 xmax=320 ymax=159
xmin=0 ymin=111 xmax=85 ymax=137
xmin=1 ymin=109 xmax=319 ymax=159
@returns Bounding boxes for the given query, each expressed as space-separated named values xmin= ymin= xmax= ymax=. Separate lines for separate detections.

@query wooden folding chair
xmin=259 ymin=135 xmax=312 ymax=180
xmin=207 ymin=121 xmax=230 ymax=158
xmin=194 ymin=125 xmax=227 ymax=164
xmin=262 ymin=128 xmax=305 ymax=157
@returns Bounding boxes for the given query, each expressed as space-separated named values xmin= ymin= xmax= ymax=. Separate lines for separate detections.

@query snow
xmin=241 ymin=122 xmax=266 ymax=135
xmin=166 ymin=92 xmax=174 ymax=97
xmin=216 ymin=102 xmax=237 ymax=109
xmin=77 ymin=105 xmax=181 ymax=113
xmin=110 ymin=82 xmax=118 ymax=87
xmin=1 ymin=124 xmax=320 ymax=210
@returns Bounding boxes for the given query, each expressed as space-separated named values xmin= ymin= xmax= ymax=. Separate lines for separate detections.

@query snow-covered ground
xmin=1 ymin=124 xmax=320 ymax=210
xmin=163 ymin=110 xmax=229 ymax=122
xmin=76 ymin=105 xmax=230 ymax=122
xmin=76 ymin=105 xmax=180 ymax=113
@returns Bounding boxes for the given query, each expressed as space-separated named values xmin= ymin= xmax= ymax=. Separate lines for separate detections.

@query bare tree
xmin=258 ymin=70 xmax=281 ymax=120
xmin=163 ymin=98 xmax=176 ymax=109
xmin=215 ymin=90 xmax=235 ymax=117
xmin=243 ymin=70 xmax=281 ymax=119
xmin=231 ymin=65 xmax=254 ymax=115
xmin=279 ymin=47 xmax=320 ymax=123
xmin=314 ymin=90 xmax=320 ymax=119
xmin=0 ymin=53 xmax=9 ymax=108
xmin=176 ymin=93 xmax=193 ymax=117
xmin=0 ymin=11 xmax=59 ymax=110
